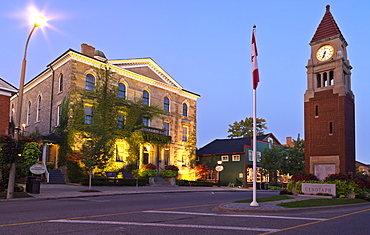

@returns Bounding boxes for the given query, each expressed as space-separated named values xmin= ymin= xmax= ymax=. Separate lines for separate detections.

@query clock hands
xmin=321 ymin=50 xmax=326 ymax=59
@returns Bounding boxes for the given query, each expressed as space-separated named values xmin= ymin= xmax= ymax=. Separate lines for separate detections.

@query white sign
xmin=215 ymin=165 xmax=224 ymax=172
xmin=30 ymin=164 xmax=47 ymax=175
xmin=301 ymin=183 xmax=336 ymax=196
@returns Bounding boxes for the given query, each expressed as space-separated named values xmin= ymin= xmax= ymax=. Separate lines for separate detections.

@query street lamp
xmin=215 ymin=160 xmax=224 ymax=187
xmin=7 ymin=13 xmax=46 ymax=200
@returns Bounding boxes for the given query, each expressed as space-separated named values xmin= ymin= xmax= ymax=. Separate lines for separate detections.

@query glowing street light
xmin=7 ymin=11 xmax=46 ymax=200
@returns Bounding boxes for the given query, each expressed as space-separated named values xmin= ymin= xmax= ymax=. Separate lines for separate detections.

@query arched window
xmin=323 ymin=72 xmax=328 ymax=86
xmin=182 ymin=103 xmax=188 ymax=117
xmin=329 ymin=122 xmax=333 ymax=135
xmin=118 ymin=83 xmax=126 ymax=98
xmin=329 ymin=71 xmax=334 ymax=85
xmin=85 ymin=74 xmax=95 ymax=91
xmin=36 ymin=96 xmax=42 ymax=122
xmin=143 ymin=90 xmax=149 ymax=105
xmin=315 ymin=105 xmax=319 ymax=117
xmin=26 ymin=101 xmax=31 ymax=125
xmin=164 ymin=97 xmax=170 ymax=111
xmin=59 ymin=74 xmax=63 ymax=92
xmin=316 ymin=74 xmax=321 ymax=88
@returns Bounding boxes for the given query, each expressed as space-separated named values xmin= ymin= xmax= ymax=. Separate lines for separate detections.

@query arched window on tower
xmin=143 ymin=90 xmax=149 ymax=105
xmin=329 ymin=71 xmax=334 ymax=86
xmin=323 ymin=72 xmax=328 ymax=87
xmin=86 ymin=74 xmax=95 ymax=91
xmin=164 ymin=97 xmax=170 ymax=111
xmin=315 ymin=105 xmax=319 ymax=117
xmin=118 ymin=83 xmax=126 ymax=99
xmin=182 ymin=103 xmax=188 ymax=117
xmin=329 ymin=122 xmax=333 ymax=135
xmin=316 ymin=74 xmax=321 ymax=88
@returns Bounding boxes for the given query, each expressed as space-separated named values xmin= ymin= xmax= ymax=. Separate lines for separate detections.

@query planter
xmin=163 ymin=177 xmax=176 ymax=186
xmin=149 ymin=177 xmax=155 ymax=186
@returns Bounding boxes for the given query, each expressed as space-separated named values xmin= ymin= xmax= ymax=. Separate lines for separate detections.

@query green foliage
xmin=18 ymin=142 xmax=41 ymax=176
xmin=234 ymin=195 xmax=293 ymax=203
xmin=67 ymin=160 xmax=84 ymax=183
xmin=81 ymin=178 xmax=148 ymax=186
xmin=287 ymin=180 xmax=320 ymax=193
xmin=138 ymin=168 xmax=157 ymax=178
xmin=161 ymin=169 xmax=178 ymax=178
xmin=261 ymin=145 xmax=284 ymax=183
xmin=227 ymin=117 xmax=267 ymax=138
xmin=325 ymin=180 xmax=361 ymax=198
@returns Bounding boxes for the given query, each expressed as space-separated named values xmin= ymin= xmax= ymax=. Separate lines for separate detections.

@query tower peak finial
xmin=326 ymin=5 xmax=330 ymax=12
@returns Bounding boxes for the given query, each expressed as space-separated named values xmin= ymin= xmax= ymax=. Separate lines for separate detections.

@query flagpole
xmin=250 ymin=25 xmax=259 ymax=207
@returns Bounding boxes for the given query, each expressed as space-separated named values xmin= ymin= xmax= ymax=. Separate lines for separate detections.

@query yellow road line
xmin=0 ymin=203 xmax=220 ymax=227
xmin=259 ymin=208 xmax=370 ymax=235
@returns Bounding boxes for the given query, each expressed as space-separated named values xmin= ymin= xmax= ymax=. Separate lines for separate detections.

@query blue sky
xmin=0 ymin=1 xmax=369 ymax=163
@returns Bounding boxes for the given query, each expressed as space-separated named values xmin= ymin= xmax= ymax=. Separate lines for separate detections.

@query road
xmin=1 ymin=191 xmax=370 ymax=234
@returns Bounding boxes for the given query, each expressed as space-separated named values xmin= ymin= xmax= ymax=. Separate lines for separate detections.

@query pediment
xmin=108 ymin=58 xmax=182 ymax=89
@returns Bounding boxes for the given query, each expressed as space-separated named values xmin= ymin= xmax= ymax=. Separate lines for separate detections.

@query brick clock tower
xmin=304 ymin=5 xmax=355 ymax=180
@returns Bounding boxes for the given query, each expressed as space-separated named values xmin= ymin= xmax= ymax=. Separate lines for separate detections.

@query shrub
xmin=291 ymin=172 xmax=319 ymax=182
xmin=161 ymin=165 xmax=179 ymax=178
xmin=138 ymin=164 xmax=158 ymax=178
xmin=325 ymin=173 xmax=370 ymax=189
xmin=325 ymin=180 xmax=361 ymax=198
xmin=67 ymin=161 xmax=84 ymax=183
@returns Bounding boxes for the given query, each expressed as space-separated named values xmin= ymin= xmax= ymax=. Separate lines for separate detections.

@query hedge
xmin=176 ymin=180 xmax=214 ymax=187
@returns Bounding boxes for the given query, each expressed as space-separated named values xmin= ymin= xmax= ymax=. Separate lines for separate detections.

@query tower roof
xmin=311 ymin=5 xmax=343 ymax=43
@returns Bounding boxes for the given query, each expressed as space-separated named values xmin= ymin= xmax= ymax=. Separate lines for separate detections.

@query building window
xmin=118 ymin=83 xmax=126 ymax=98
xmin=164 ymin=97 xmax=170 ymax=111
xmin=36 ymin=96 xmax=42 ymax=122
xmin=182 ymin=103 xmax=188 ymax=117
xmin=26 ymin=102 xmax=31 ymax=126
xmin=143 ymin=90 xmax=149 ymax=105
xmin=323 ymin=72 xmax=328 ymax=87
xmin=57 ymin=105 xmax=62 ymax=126
xmin=232 ymin=155 xmax=240 ymax=161
xmin=316 ymin=74 xmax=321 ymax=88
xmin=58 ymin=74 xmax=63 ymax=92
xmin=85 ymin=74 xmax=95 ymax=91
xmin=117 ymin=114 xmax=124 ymax=129
xmin=329 ymin=122 xmax=333 ymax=135
xmin=329 ymin=71 xmax=334 ymax=85
xmin=164 ymin=148 xmax=170 ymax=165
xmin=268 ymin=137 xmax=273 ymax=149
xmin=164 ymin=122 xmax=170 ymax=136
xmin=182 ymin=126 xmax=188 ymax=142
xmin=84 ymin=106 xmax=93 ymax=124
xmin=221 ymin=155 xmax=229 ymax=162
xmin=315 ymin=105 xmax=319 ymax=117
xmin=249 ymin=150 xmax=261 ymax=162
xmin=143 ymin=117 xmax=149 ymax=127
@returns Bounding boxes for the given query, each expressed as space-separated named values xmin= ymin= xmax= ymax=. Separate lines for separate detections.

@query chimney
xmin=285 ymin=137 xmax=293 ymax=147
xmin=81 ymin=43 xmax=95 ymax=58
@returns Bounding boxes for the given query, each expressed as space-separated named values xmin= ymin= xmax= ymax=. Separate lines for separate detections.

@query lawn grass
xmin=234 ymin=194 xmax=294 ymax=203
xmin=277 ymin=198 xmax=368 ymax=208
xmin=0 ymin=192 xmax=32 ymax=199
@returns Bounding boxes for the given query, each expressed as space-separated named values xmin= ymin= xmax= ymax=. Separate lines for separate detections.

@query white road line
xmin=143 ymin=210 xmax=327 ymax=221
xmin=49 ymin=219 xmax=280 ymax=232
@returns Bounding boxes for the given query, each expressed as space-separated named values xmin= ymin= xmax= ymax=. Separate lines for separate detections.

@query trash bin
xmin=256 ymin=182 xmax=261 ymax=190
xmin=30 ymin=179 xmax=41 ymax=194
xmin=264 ymin=183 xmax=269 ymax=190
xmin=26 ymin=176 xmax=36 ymax=193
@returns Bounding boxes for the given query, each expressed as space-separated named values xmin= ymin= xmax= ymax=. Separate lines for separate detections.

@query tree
xmin=227 ymin=117 xmax=267 ymax=138
xmin=18 ymin=142 xmax=41 ymax=177
xmin=280 ymin=135 xmax=304 ymax=175
xmin=261 ymin=145 xmax=285 ymax=183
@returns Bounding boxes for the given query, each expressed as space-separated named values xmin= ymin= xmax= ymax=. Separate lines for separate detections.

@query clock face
xmin=316 ymin=45 xmax=334 ymax=61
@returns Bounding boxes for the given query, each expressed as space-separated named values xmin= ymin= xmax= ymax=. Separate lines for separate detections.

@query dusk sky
xmin=1 ymin=1 xmax=369 ymax=163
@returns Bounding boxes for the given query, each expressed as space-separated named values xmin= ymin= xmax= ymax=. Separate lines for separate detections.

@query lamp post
xmin=215 ymin=160 xmax=224 ymax=187
xmin=6 ymin=14 xmax=45 ymax=199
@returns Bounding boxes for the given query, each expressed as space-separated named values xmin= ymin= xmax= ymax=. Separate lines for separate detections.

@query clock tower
xmin=304 ymin=5 xmax=355 ymax=180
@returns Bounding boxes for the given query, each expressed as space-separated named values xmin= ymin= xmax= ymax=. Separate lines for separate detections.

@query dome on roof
xmin=94 ymin=49 xmax=106 ymax=58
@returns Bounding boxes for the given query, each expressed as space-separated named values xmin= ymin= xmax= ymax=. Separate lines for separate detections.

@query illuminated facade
xmin=10 ymin=44 xmax=199 ymax=180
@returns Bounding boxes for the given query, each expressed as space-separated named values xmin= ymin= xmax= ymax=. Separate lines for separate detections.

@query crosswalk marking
xmin=143 ymin=210 xmax=327 ymax=221
xmin=48 ymin=219 xmax=280 ymax=232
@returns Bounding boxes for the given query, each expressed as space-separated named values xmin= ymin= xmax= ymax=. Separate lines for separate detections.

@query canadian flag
xmin=251 ymin=28 xmax=259 ymax=90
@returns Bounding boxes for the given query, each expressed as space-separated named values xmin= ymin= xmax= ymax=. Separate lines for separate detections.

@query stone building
xmin=304 ymin=5 xmax=355 ymax=180
xmin=10 ymin=43 xmax=200 ymax=180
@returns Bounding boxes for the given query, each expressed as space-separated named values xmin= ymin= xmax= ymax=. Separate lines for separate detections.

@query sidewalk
xmin=1 ymin=183 xmax=253 ymax=201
